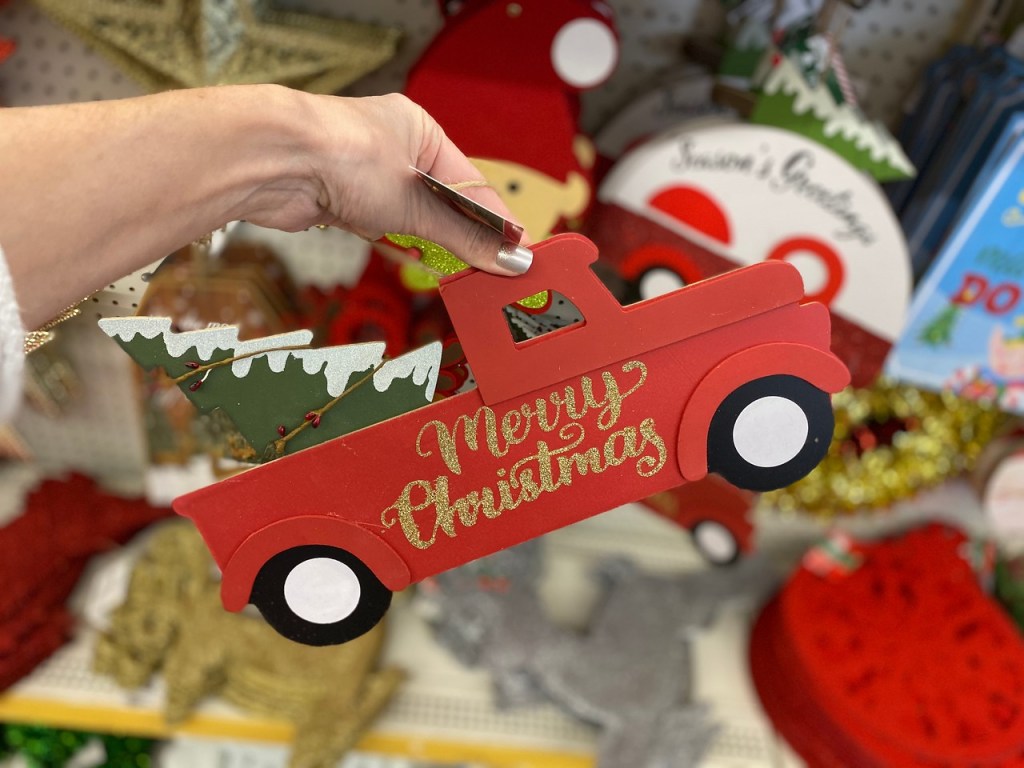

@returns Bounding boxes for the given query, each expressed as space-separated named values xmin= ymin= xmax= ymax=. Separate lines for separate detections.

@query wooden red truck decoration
xmin=112 ymin=234 xmax=848 ymax=646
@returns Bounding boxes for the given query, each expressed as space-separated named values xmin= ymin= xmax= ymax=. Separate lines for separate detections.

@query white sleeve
xmin=0 ymin=246 xmax=24 ymax=423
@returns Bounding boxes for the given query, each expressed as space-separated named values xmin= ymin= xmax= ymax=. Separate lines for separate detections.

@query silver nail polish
xmin=496 ymin=241 xmax=533 ymax=274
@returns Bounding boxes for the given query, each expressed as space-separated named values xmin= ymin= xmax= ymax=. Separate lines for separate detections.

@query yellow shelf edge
xmin=0 ymin=694 xmax=595 ymax=768
xmin=0 ymin=695 xmax=292 ymax=741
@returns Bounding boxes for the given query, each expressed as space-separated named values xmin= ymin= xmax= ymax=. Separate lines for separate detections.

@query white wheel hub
xmin=732 ymin=396 xmax=809 ymax=468
xmin=694 ymin=521 xmax=738 ymax=563
xmin=283 ymin=557 xmax=361 ymax=625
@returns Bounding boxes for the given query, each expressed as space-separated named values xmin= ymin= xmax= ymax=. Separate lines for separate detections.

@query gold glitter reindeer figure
xmin=94 ymin=522 xmax=403 ymax=768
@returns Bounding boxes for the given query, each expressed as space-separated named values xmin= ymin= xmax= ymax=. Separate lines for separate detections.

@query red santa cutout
xmin=405 ymin=0 xmax=618 ymax=243
xmin=0 ymin=1 xmax=15 ymax=84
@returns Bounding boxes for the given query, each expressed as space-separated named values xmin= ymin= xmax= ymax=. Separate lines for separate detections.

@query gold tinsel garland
xmin=762 ymin=380 xmax=1006 ymax=517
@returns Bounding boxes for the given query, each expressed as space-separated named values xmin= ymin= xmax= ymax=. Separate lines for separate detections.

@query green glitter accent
xmin=385 ymin=233 xmax=549 ymax=309
xmin=510 ymin=290 xmax=549 ymax=310
xmin=386 ymin=233 xmax=465 ymax=283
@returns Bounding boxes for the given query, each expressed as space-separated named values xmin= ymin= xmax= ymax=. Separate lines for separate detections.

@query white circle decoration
xmin=283 ymin=557 xmax=362 ymax=625
xmin=638 ymin=267 xmax=686 ymax=299
xmin=694 ymin=521 xmax=738 ymax=563
xmin=732 ymin=396 xmax=809 ymax=468
xmin=551 ymin=19 xmax=617 ymax=89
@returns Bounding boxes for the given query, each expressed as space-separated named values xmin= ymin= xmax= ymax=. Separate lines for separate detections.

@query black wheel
xmin=250 ymin=545 xmax=392 ymax=646
xmin=707 ymin=374 xmax=833 ymax=492
xmin=691 ymin=520 xmax=741 ymax=566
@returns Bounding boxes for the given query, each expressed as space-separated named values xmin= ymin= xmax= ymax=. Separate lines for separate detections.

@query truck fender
xmin=677 ymin=343 xmax=850 ymax=482
xmin=220 ymin=516 xmax=412 ymax=612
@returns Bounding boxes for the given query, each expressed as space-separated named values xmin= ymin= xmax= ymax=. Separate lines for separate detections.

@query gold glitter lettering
xmin=603 ymin=426 xmax=636 ymax=467
xmin=380 ymin=479 xmax=445 ymax=550
xmin=501 ymin=408 xmax=530 ymax=448
xmin=596 ymin=361 xmax=647 ymax=430
xmin=513 ymin=468 xmax=543 ymax=503
xmin=416 ymin=407 xmax=498 ymax=474
xmin=530 ymin=394 xmax=563 ymax=432
xmin=636 ymin=417 xmax=668 ymax=478
xmin=556 ymin=447 xmax=605 ymax=486
xmin=497 ymin=474 xmax=517 ymax=510
xmin=387 ymin=362 xmax=666 ymax=550
xmin=562 ymin=386 xmax=585 ymax=421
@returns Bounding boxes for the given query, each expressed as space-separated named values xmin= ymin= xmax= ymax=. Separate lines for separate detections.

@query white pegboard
xmin=839 ymin=0 xmax=969 ymax=126
xmin=12 ymin=315 xmax=149 ymax=486
xmin=0 ymin=0 xmax=976 ymax=127
xmin=579 ymin=0 xmax=727 ymax=129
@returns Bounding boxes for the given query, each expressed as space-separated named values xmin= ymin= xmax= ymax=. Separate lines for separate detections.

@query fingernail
xmin=496 ymin=241 xmax=533 ymax=275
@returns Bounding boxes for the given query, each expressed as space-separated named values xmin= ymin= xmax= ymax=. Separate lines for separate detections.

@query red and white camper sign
xmin=586 ymin=123 xmax=910 ymax=386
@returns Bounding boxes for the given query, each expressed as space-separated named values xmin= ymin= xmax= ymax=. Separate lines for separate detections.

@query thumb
xmin=408 ymin=119 xmax=533 ymax=276
xmin=409 ymin=190 xmax=534 ymax=276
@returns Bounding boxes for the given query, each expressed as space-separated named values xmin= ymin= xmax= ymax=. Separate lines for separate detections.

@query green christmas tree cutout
xmin=751 ymin=53 xmax=915 ymax=182
xmin=99 ymin=317 xmax=440 ymax=461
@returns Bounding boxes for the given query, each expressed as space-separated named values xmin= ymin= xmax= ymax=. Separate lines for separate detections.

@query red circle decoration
xmin=648 ymin=185 xmax=732 ymax=245
xmin=619 ymin=244 xmax=703 ymax=287
xmin=767 ymin=237 xmax=845 ymax=306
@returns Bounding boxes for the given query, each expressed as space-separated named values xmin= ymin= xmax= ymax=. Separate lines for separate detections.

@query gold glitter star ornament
xmin=31 ymin=0 xmax=401 ymax=92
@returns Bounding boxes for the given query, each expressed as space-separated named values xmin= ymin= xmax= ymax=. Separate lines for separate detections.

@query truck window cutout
xmin=503 ymin=291 xmax=583 ymax=343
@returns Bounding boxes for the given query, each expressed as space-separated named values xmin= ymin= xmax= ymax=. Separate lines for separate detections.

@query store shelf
xmin=0 ymin=499 xmax=796 ymax=768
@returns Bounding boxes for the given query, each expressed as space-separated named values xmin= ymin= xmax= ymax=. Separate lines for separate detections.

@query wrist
xmin=210 ymin=84 xmax=326 ymax=226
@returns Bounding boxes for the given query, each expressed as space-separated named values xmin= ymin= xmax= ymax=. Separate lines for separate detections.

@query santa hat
xmin=406 ymin=0 xmax=618 ymax=182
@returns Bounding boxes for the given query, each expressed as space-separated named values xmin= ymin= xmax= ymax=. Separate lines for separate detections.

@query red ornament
xmin=0 ymin=0 xmax=15 ymax=75
xmin=752 ymin=524 xmax=1024 ymax=766
xmin=0 ymin=474 xmax=169 ymax=690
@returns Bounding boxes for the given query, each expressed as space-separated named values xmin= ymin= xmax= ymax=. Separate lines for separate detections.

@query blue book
xmin=901 ymin=54 xmax=1024 ymax=278
xmin=886 ymin=128 xmax=1024 ymax=412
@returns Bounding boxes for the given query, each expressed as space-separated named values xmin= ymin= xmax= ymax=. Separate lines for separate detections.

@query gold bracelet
xmin=24 ymin=302 xmax=83 ymax=355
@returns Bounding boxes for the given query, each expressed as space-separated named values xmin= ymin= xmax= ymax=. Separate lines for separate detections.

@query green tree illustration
xmin=917 ymin=303 xmax=961 ymax=347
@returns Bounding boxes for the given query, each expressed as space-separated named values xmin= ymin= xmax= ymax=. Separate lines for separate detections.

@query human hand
xmin=240 ymin=90 xmax=532 ymax=276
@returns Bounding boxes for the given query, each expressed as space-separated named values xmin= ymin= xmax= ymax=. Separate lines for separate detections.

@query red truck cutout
xmin=171 ymin=234 xmax=848 ymax=645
